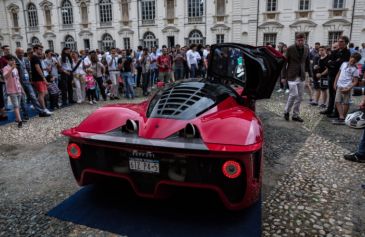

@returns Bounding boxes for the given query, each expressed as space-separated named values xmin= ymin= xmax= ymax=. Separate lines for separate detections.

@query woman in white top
xmin=71 ymin=51 xmax=86 ymax=103
xmin=106 ymin=48 xmax=120 ymax=99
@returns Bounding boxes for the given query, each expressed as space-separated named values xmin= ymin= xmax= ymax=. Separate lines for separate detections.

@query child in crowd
xmin=311 ymin=46 xmax=329 ymax=108
xmin=332 ymin=52 xmax=362 ymax=125
xmin=85 ymin=68 xmax=97 ymax=104
xmin=2 ymin=56 xmax=23 ymax=128
xmin=46 ymin=75 xmax=61 ymax=110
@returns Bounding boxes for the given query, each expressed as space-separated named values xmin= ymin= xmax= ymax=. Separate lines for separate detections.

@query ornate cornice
xmin=78 ymin=30 xmax=93 ymax=37
xmin=11 ymin=34 xmax=23 ymax=40
xmin=258 ymin=21 xmax=284 ymax=29
xmin=39 ymin=0 xmax=53 ymax=9
xmin=7 ymin=3 xmax=20 ymax=13
xmin=161 ymin=26 xmax=180 ymax=33
xmin=43 ymin=32 xmax=56 ymax=38
xmin=210 ymin=24 xmax=230 ymax=31
xmin=323 ymin=19 xmax=351 ymax=26
xmin=289 ymin=20 xmax=317 ymax=28
xmin=118 ymin=28 xmax=134 ymax=34
xmin=75 ymin=0 xmax=91 ymax=6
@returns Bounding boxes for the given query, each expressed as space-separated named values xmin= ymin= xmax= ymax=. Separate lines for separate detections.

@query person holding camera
xmin=106 ymin=48 xmax=120 ymax=100
xmin=157 ymin=47 xmax=172 ymax=83
xmin=118 ymin=49 xmax=135 ymax=99
xmin=2 ymin=55 xmax=24 ymax=128
xmin=311 ymin=46 xmax=329 ymax=108
xmin=59 ymin=47 xmax=75 ymax=106
xmin=0 ymin=45 xmax=11 ymax=121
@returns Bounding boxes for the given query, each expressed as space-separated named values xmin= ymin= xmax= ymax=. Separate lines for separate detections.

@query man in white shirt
xmin=333 ymin=52 xmax=362 ymax=125
xmin=106 ymin=48 xmax=120 ymax=99
xmin=186 ymin=44 xmax=201 ymax=78
xmin=149 ymin=47 xmax=159 ymax=85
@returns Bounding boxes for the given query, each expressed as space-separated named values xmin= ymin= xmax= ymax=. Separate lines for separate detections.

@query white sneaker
xmin=77 ymin=100 xmax=82 ymax=104
xmin=277 ymin=89 xmax=283 ymax=93
xmin=44 ymin=109 xmax=53 ymax=115
xmin=92 ymin=100 xmax=97 ymax=104
xmin=285 ymin=89 xmax=289 ymax=94
xmin=89 ymin=101 xmax=93 ymax=105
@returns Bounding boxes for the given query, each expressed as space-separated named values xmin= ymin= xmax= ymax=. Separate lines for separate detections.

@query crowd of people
xmin=277 ymin=33 xmax=365 ymax=163
xmin=0 ymin=43 xmax=211 ymax=128
xmin=1 ymin=37 xmax=365 ymax=164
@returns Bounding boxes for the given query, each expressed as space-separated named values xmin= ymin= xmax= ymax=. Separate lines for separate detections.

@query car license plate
xmin=129 ymin=158 xmax=160 ymax=174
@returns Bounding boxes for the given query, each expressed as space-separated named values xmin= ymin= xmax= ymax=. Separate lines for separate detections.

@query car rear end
xmin=65 ymin=133 xmax=262 ymax=210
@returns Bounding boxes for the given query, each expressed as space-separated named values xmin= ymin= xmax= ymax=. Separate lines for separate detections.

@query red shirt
xmin=0 ymin=56 xmax=8 ymax=70
xmin=157 ymin=54 xmax=172 ymax=73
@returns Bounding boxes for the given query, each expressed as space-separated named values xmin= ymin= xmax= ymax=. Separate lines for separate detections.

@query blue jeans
xmin=174 ymin=67 xmax=184 ymax=81
xmin=21 ymin=81 xmax=44 ymax=114
xmin=150 ymin=68 xmax=158 ymax=85
xmin=122 ymin=72 xmax=135 ymax=99
xmin=356 ymin=130 xmax=365 ymax=157
xmin=190 ymin=64 xmax=197 ymax=78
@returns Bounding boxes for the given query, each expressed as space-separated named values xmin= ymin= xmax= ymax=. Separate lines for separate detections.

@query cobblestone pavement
xmin=0 ymin=88 xmax=364 ymax=236
xmin=260 ymin=91 xmax=365 ymax=237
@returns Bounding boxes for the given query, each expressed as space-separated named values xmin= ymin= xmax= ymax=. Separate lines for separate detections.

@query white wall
xmin=0 ymin=0 xmax=364 ymax=53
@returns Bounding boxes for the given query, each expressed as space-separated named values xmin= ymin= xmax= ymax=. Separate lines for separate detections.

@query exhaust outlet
xmin=184 ymin=123 xmax=196 ymax=138
xmin=125 ymin=119 xmax=138 ymax=133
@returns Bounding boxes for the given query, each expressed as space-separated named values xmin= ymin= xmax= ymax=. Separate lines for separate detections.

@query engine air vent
xmin=156 ymin=85 xmax=208 ymax=116
xmin=147 ymin=80 xmax=239 ymax=120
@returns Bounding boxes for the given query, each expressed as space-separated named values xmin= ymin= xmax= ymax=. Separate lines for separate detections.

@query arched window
xmin=65 ymin=35 xmax=77 ymax=51
xmin=188 ymin=30 xmax=203 ymax=45
xmin=81 ymin=2 xmax=88 ymax=24
xmin=31 ymin=37 xmax=40 ymax=45
xmin=11 ymin=10 xmax=19 ymax=28
xmin=99 ymin=0 xmax=112 ymax=24
xmin=44 ymin=5 xmax=52 ymax=26
xmin=101 ymin=33 xmax=115 ymax=51
xmin=143 ymin=32 xmax=156 ymax=49
xmin=61 ymin=0 xmax=73 ymax=25
xmin=27 ymin=3 xmax=38 ymax=28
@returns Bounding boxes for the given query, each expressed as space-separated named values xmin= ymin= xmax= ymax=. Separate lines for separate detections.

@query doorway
xmin=167 ymin=36 xmax=175 ymax=48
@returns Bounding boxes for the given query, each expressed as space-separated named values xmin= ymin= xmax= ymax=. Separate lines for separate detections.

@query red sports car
xmin=62 ymin=43 xmax=285 ymax=210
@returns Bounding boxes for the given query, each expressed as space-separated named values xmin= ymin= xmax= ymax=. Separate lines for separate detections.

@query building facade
xmin=0 ymin=0 xmax=364 ymax=53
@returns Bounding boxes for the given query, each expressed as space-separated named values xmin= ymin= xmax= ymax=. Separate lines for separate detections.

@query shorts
xmin=335 ymin=89 xmax=351 ymax=104
xmin=313 ymin=79 xmax=320 ymax=90
xmin=9 ymin=94 xmax=21 ymax=108
xmin=320 ymin=77 xmax=329 ymax=90
xmin=34 ymin=81 xmax=48 ymax=93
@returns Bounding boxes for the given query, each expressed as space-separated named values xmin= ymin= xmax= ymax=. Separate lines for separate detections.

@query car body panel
xmin=62 ymin=43 xmax=284 ymax=210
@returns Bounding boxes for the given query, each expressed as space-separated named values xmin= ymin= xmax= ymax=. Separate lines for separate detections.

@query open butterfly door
xmin=208 ymin=43 xmax=286 ymax=100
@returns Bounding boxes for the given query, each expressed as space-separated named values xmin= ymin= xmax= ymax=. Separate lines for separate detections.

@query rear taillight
xmin=67 ymin=143 xmax=81 ymax=159
xmin=222 ymin=160 xmax=242 ymax=179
